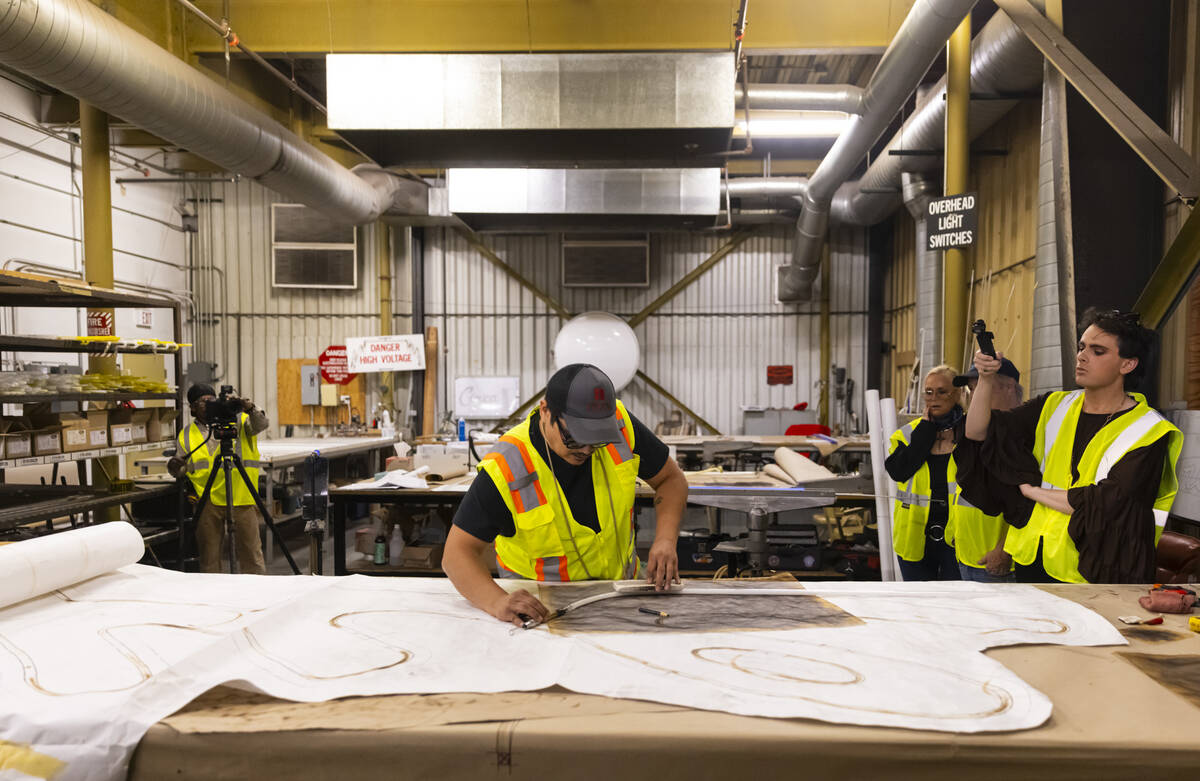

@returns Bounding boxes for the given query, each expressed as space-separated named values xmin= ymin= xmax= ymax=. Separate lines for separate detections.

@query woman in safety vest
xmin=965 ymin=308 xmax=1182 ymax=583
xmin=885 ymin=365 xmax=966 ymax=581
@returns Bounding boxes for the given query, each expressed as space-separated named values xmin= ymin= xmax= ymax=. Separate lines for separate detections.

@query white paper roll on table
xmin=772 ymin=446 xmax=836 ymax=483
xmin=0 ymin=522 xmax=145 ymax=610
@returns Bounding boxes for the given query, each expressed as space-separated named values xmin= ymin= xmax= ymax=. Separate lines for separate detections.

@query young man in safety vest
xmin=443 ymin=364 xmax=689 ymax=626
xmin=168 ymin=383 xmax=270 ymax=574
xmin=965 ymin=309 xmax=1182 ymax=583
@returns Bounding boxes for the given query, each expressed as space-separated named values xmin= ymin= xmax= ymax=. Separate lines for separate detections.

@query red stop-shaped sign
xmin=319 ymin=345 xmax=357 ymax=385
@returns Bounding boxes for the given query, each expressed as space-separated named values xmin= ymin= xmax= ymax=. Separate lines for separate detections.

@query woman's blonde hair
xmin=924 ymin=364 xmax=959 ymax=387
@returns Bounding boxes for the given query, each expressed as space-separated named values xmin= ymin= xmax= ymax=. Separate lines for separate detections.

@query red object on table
xmin=785 ymin=424 xmax=832 ymax=437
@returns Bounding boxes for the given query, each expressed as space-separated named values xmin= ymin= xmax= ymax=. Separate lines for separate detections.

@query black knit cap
xmin=187 ymin=383 xmax=216 ymax=405
xmin=544 ymin=364 xmax=622 ymax=445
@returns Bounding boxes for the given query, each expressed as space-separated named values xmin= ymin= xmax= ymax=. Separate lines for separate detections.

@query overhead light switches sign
xmin=926 ymin=192 xmax=978 ymax=250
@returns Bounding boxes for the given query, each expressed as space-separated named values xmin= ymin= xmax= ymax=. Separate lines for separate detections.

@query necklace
xmin=1099 ymin=394 xmax=1133 ymax=428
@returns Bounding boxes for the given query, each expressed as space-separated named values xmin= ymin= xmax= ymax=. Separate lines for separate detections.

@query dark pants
xmin=898 ymin=537 xmax=962 ymax=581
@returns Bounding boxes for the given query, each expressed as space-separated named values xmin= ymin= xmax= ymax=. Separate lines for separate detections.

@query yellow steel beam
xmin=1134 ymin=204 xmax=1200 ymax=330
xmin=80 ymin=102 xmax=120 ymax=518
xmin=181 ymin=0 xmax=914 ymax=53
xmin=942 ymin=16 xmax=971 ymax=369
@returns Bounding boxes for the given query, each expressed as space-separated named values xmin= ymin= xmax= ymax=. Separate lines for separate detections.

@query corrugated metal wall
xmin=884 ymin=100 xmax=1040 ymax=407
xmin=194 ymin=180 xmax=412 ymax=435
xmin=424 ymin=225 xmax=869 ymax=435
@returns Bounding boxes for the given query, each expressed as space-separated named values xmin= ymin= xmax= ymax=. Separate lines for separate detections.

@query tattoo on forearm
xmin=654 ymin=496 xmax=663 ymax=507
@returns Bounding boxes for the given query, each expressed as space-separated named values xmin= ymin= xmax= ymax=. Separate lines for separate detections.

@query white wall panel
xmin=426 ymin=225 xmax=869 ymax=435
xmin=0 ymin=77 xmax=187 ymax=382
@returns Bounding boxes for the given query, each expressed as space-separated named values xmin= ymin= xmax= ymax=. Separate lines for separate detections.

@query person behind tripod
xmin=168 ymin=383 xmax=270 ymax=574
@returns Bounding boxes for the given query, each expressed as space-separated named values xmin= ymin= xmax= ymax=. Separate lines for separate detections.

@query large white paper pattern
xmin=0 ymin=568 xmax=1124 ymax=781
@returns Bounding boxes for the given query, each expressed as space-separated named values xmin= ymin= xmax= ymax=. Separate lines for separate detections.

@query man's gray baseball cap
xmin=545 ymin=364 xmax=622 ymax=445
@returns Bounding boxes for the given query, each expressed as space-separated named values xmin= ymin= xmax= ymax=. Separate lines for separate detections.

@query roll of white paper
xmin=772 ymin=446 xmax=835 ymax=483
xmin=0 ymin=522 xmax=145 ymax=609
xmin=762 ymin=463 xmax=796 ymax=485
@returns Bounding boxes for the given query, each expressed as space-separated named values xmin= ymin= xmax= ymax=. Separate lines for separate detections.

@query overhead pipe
xmin=778 ymin=0 xmax=980 ymax=302
xmin=736 ymin=83 xmax=866 ymax=114
xmin=778 ymin=1 xmax=1047 ymax=301
xmin=901 ymin=172 xmax=943 ymax=384
xmin=0 ymin=0 xmax=414 ymax=224
xmin=726 ymin=0 xmax=1043 ymax=232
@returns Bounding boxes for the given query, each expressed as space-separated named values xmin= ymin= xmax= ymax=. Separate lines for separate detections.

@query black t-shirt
xmin=452 ymin=410 xmax=670 ymax=542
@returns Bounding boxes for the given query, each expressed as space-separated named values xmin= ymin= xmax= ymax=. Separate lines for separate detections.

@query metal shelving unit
xmin=0 ymin=335 xmax=181 ymax=354
xmin=0 ymin=270 xmax=187 ymax=564
xmin=0 ymin=439 xmax=176 ymax=470
xmin=0 ymin=392 xmax=177 ymax=404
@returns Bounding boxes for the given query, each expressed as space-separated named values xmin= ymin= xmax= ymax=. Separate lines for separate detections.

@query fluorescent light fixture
xmin=735 ymin=111 xmax=852 ymax=138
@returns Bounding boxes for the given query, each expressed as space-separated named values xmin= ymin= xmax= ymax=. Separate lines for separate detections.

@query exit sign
xmin=135 ymin=309 xmax=154 ymax=329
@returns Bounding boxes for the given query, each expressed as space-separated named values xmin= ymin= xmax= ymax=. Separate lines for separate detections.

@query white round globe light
xmin=553 ymin=311 xmax=640 ymax=391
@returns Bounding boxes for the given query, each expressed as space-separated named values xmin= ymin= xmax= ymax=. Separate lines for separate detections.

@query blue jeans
xmin=897 ymin=537 xmax=961 ymax=581
xmin=958 ymin=562 xmax=1015 ymax=583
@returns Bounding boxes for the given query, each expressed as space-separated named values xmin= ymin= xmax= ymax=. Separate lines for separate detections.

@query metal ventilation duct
xmin=779 ymin=0 xmax=980 ymax=302
xmin=902 ymin=173 xmax=944 ymax=380
xmin=447 ymin=168 xmax=720 ymax=232
xmin=778 ymin=0 xmax=1047 ymax=302
xmin=0 ymin=0 xmax=413 ymax=224
xmin=328 ymin=53 xmax=736 ymax=167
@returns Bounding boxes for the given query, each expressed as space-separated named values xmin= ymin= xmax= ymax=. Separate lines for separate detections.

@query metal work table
xmin=327 ymin=472 xmax=874 ymax=577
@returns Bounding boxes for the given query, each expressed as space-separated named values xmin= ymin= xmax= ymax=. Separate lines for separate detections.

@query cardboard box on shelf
xmin=400 ymin=544 xmax=444 ymax=570
xmin=68 ymin=410 xmax=108 ymax=452
xmin=0 ymin=418 xmax=32 ymax=459
xmin=109 ymin=408 xmax=154 ymax=446
xmin=146 ymin=408 xmax=179 ymax=443
xmin=32 ymin=426 xmax=61 ymax=456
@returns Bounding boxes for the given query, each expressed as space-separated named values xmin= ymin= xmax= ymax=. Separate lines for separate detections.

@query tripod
xmin=192 ymin=426 xmax=300 ymax=575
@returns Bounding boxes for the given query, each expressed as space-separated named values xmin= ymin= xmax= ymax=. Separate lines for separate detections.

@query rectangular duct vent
xmin=271 ymin=204 xmax=358 ymax=289
xmin=562 ymin=233 xmax=649 ymax=287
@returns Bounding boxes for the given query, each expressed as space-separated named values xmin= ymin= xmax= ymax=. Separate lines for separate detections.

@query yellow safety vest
xmin=888 ymin=421 xmax=1006 ymax=567
xmin=483 ymin=400 xmax=641 ymax=581
xmin=945 ymin=476 xmax=1009 ymax=572
xmin=177 ymin=414 xmax=263 ymax=507
xmin=1005 ymin=390 xmax=1183 ymax=582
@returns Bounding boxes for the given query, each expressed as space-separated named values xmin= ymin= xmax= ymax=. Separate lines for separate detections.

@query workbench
xmin=138 ymin=435 xmax=397 ymax=566
xmin=661 ymin=434 xmax=872 ymax=467
xmin=328 ymin=471 xmax=875 ymax=577
xmin=127 ymin=584 xmax=1200 ymax=781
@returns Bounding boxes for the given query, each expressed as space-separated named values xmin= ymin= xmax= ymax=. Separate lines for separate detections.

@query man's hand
xmin=1019 ymin=482 xmax=1036 ymax=499
xmin=167 ymin=456 xmax=186 ymax=478
xmin=489 ymin=589 xmax=550 ymax=628
xmin=977 ymin=547 xmax=1012 ymax=577
xmin=645 ymin=538 xmax=680 ymax=591
xmin=973 ymin=349 xmax=1004 ymax=379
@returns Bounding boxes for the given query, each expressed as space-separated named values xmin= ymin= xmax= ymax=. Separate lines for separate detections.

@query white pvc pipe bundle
xmin=865 ymin=390 xmax=899 ymax=581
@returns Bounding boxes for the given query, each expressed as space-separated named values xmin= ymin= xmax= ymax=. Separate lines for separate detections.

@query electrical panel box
xmin=300 ymin=365 xmax=321 ymax=406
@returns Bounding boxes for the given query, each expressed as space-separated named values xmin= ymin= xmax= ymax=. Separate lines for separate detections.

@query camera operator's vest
xmin=483 ymin=401 xmax=640 ymax=582
xmin=1004 ymin=390 xmax=1182 ymax=583
xmin=177 ymin=413 xmax=263 ymax=507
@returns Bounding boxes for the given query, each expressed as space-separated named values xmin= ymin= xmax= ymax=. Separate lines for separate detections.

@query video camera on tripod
xmin=204 ymin=384 xmax=246 ymax=436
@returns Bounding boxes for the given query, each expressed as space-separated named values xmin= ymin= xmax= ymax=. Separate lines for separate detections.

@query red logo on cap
xmin=594 ymin=388 xmax=605 ymax=401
